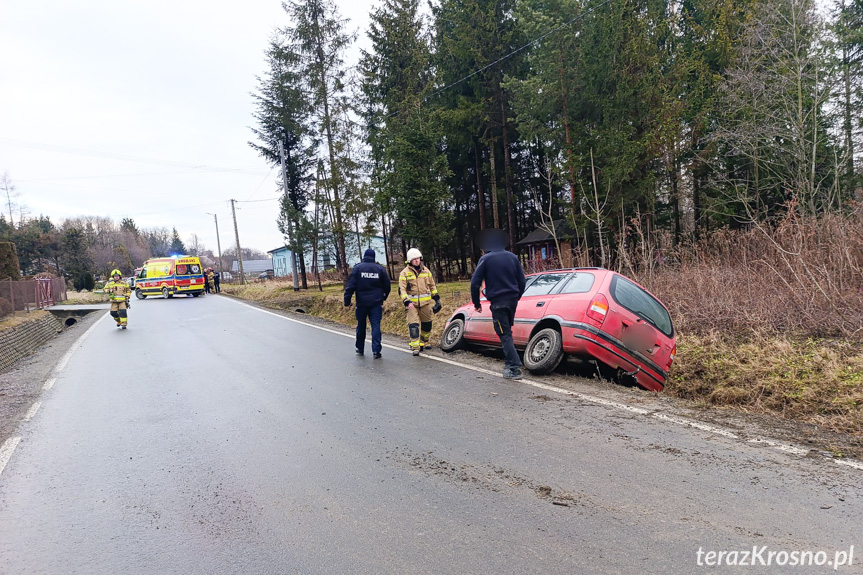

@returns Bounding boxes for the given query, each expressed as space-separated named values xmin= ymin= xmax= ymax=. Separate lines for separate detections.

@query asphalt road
xmin=1 ymin=294 xmax=861 ymax=574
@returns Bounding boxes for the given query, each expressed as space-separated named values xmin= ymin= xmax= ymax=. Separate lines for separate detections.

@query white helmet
xmin=406 ymin=248 xmax=423 ymax=262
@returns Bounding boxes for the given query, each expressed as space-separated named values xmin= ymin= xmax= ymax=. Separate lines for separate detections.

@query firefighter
xmin=206 ymin=267 xmax=215 ymax=294
xmin=104 ymin=269 xmax=131 ymax=329
xmin=398 ymin=248 xmax=442 ymax=356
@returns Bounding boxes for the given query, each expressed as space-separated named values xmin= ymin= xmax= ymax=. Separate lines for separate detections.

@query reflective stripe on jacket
xmin=104 ymin=280 xmax=130 ymax=301
xmin=398 ymin=265 xmax=438 ymax=306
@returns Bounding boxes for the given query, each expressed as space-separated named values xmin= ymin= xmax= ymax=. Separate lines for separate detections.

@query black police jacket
xmin=345 ymin=255 xmax=391 ymax=307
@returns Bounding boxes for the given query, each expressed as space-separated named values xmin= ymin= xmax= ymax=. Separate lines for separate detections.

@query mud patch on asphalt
xmin=388 ymin=447 xmax=579 ymax=507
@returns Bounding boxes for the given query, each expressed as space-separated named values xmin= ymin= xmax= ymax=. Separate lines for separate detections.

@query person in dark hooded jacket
xmin=471 ymin=228 xmax=527 ymax=379
xmin=345 ymin=249 xmax=391 ymax=358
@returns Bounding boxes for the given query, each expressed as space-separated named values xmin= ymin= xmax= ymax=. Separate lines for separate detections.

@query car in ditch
xmin=440 ymin=268 xmax=676 ymax=392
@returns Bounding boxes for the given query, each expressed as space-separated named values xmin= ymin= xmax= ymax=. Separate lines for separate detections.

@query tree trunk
xmin=473 ymin=137 xmax=486 ymax=230
xmin=489 ymin=140 xmax=500 ymax=228
xmin=500 ymin=93 xmax=517 ymax=252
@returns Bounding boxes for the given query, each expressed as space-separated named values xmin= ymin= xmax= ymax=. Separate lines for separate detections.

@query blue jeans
xmin=356 ymin=304 xmax=383 ymax=354
xmin=491 ymin=299 xmax=522 ymax=370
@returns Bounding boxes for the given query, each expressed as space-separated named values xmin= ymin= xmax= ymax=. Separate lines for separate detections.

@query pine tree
xmin=282 ymin=0 xmax=354 ymax=280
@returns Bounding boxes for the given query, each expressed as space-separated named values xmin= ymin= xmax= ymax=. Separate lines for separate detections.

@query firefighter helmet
xmin=406 ymin=248 xmax=422 ymax=262
xmin=110 ymin=269 xmax=122 ymax=278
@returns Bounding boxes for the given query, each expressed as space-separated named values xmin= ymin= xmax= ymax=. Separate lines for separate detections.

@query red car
xmin=440 ymin=268 xmax=676 ymax=392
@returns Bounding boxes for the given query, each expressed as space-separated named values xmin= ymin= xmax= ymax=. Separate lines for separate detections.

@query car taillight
xmin=666 ymin=345 xmax=676 ymax=369
xmin=586 ymin=294 xmax=609 ymax=324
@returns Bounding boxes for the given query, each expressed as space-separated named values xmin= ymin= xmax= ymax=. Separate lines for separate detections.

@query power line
xmin=0 ymin=138 xmax=271 ymax=175
xmin=429 ymin=0 xmax=615 ymax=100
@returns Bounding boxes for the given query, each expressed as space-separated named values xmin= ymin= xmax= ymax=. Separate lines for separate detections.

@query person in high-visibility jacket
xmin=398 ymin=248 xmax=442 ymax=356
xmin=104 ymin=269 xmax=131 ymax=329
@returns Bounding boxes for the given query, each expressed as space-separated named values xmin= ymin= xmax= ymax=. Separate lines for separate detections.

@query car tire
xmin=162 ymin=286 xmax=172 ymax=299
xmin=440 ymin=318 xmax=466 ymax=352
xmin=523 ymin=327 xmax=564 ymax=374
xmin=135 ymin=288 xmax=146 ymax=300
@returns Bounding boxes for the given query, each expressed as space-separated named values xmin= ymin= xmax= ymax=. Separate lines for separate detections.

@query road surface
xmin=1 ymin=294 xmax=861 ymax=574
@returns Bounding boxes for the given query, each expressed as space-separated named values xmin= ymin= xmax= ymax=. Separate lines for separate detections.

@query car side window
xmin=609 ymin=275 xmax=674 ymax=336
xmin=138 ymin=268 xmax=147 ymax=279
xmin=521 ymin=273 xmax=569 ymax=297
xmin=558 ymin=272 xmax=596 ymax=294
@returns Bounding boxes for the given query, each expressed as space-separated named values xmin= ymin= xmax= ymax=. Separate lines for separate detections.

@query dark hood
xmin=362 ymin=249 xmax=376 ymax=263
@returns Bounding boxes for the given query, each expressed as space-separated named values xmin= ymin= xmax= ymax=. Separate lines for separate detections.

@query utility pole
xmin=277 ymin=140 xmax=300 ymax=292
xmin=230 ymin=199 xmax=245 ymax=285
xmin=206 ymin=213 xmax=223 ymax=272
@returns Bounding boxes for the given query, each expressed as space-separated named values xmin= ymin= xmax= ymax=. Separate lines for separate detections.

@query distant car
xmin=440 ymin=268 xmax=676 ymax=392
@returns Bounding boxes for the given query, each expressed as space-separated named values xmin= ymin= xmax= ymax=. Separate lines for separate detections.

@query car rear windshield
xmin=558 ymin=272 xmax=595 ymax=294
xmin=521 ymin=273 xmax=570 ymax=297
xmin=176 ymin=264 xmax=202 ymax=276
xmin=609 ymin=275 xmax=674 ymax=336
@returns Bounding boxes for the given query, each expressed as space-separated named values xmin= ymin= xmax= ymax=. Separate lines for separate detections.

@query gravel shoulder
xmin=0 ymin=312 xmax=102 ymax=449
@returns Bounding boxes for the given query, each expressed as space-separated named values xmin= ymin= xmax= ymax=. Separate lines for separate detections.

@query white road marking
xmin=0 ymin=437 xmax=22 ymax=476
xmin=232 ymin=298 xmax=863 ymax=472
xmin=23 ymin=401 xmax=41 ymax=421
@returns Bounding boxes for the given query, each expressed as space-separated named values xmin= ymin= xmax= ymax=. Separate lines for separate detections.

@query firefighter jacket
xmin=398 ymin=264 xmax=438 ymax=307
xmin=104 ymin=279 xmax=131 ymax=302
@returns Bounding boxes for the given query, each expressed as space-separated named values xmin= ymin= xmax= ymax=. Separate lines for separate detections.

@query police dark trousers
xmin=491 ymin=299 xmax=521 ymax=370
xmin=355 ymin=304 xmax=383 ymax=354
xmin=345 ymin=249 xmax=391 ymax=354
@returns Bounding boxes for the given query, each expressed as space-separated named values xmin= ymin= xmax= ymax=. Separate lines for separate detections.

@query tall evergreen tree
xmin=170 ymin=227 xmax=187 ymax=254
xmin=250 ymin=37 xmax=316 ymax=287
xmin=282 ymin=0 xmax=354 ymax=280
xmin=361 ymin=0 xmax=451 ymax=268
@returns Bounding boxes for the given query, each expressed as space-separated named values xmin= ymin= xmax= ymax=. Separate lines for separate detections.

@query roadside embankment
xmin=0 ymin=312 xmax=64 ymax=373
xmin=223 ymin=279 xmax=863 ymax=438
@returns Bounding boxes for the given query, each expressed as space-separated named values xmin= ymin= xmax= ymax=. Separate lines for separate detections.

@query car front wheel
xmin=523 ymin=327 xmax=564 ymax=374
xmin=440 ymin=318 xmax=466 ymax=352
xmin=135 ymin=288 xmax=146 ymax=300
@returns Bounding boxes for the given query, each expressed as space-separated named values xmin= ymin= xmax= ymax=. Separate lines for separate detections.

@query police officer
xmin=471 ymin=229 xmax=526 ymax=379
xmin=344 ymin=248 xmax=391 ymax=358
xmin=104 ymin=269 xmax=131 ymax=329
xmin=398 ymin=248 xmax=442 ymax=356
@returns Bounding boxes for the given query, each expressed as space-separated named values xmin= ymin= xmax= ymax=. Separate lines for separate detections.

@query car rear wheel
xmin=440 ymin=318 xmax=466 ymax=352
xmin=523 ymin=328 xmax=564 ymax=374
xmin=135 ymin=288 xmax=146 ymax=300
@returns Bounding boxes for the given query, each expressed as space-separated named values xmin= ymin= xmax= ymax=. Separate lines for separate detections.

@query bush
xmin=0 ymin=242 xmax=21 ymax=280
xmin=73 ymin=272 xmax=95 ymax=291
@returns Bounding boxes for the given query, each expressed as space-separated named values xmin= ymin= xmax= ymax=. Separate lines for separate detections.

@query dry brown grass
xmin=668 ymin=332 xmax=863 ymax=433
xmin=0 ymin=310 xmax=49 ymax=330
xmin=60 ymin=291 xmax=106 ymax=305
xmin=222 ymin=279 xmax=473 ymax=347
xmin=624 ymin=205 xmax=863 ymax=433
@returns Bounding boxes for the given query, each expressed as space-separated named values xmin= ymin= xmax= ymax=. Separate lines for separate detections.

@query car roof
xmin=526 ymin=267 xmax=606 ymax=277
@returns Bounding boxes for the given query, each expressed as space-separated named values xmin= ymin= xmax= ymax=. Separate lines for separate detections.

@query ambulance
xmin=134 ymin=256 xmax=207 ymax=299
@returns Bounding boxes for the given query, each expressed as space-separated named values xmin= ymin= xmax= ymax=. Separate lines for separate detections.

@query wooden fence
xmin=0 ymin=277 xmax=67 ymax=320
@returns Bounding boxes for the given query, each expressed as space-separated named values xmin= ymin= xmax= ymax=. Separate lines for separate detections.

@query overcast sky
xmin=0 ymin=0 xmax=373 ymax=256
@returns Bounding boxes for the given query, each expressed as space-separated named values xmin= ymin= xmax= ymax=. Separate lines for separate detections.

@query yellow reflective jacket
xmin=398 ymin=264 xmax=438 ymax=306
xmin=104 ymin=279 xmax=130 ymax=302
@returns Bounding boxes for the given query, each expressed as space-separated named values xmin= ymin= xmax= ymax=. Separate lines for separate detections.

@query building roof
xmin=516 ymin=220 xmax=574 ymax=245
xmin=231 ymin=259 xmax=272 ymax=273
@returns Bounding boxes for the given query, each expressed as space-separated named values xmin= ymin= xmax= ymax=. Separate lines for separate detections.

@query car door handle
xmin=536 ymin=301 xmax=545 ymax=307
